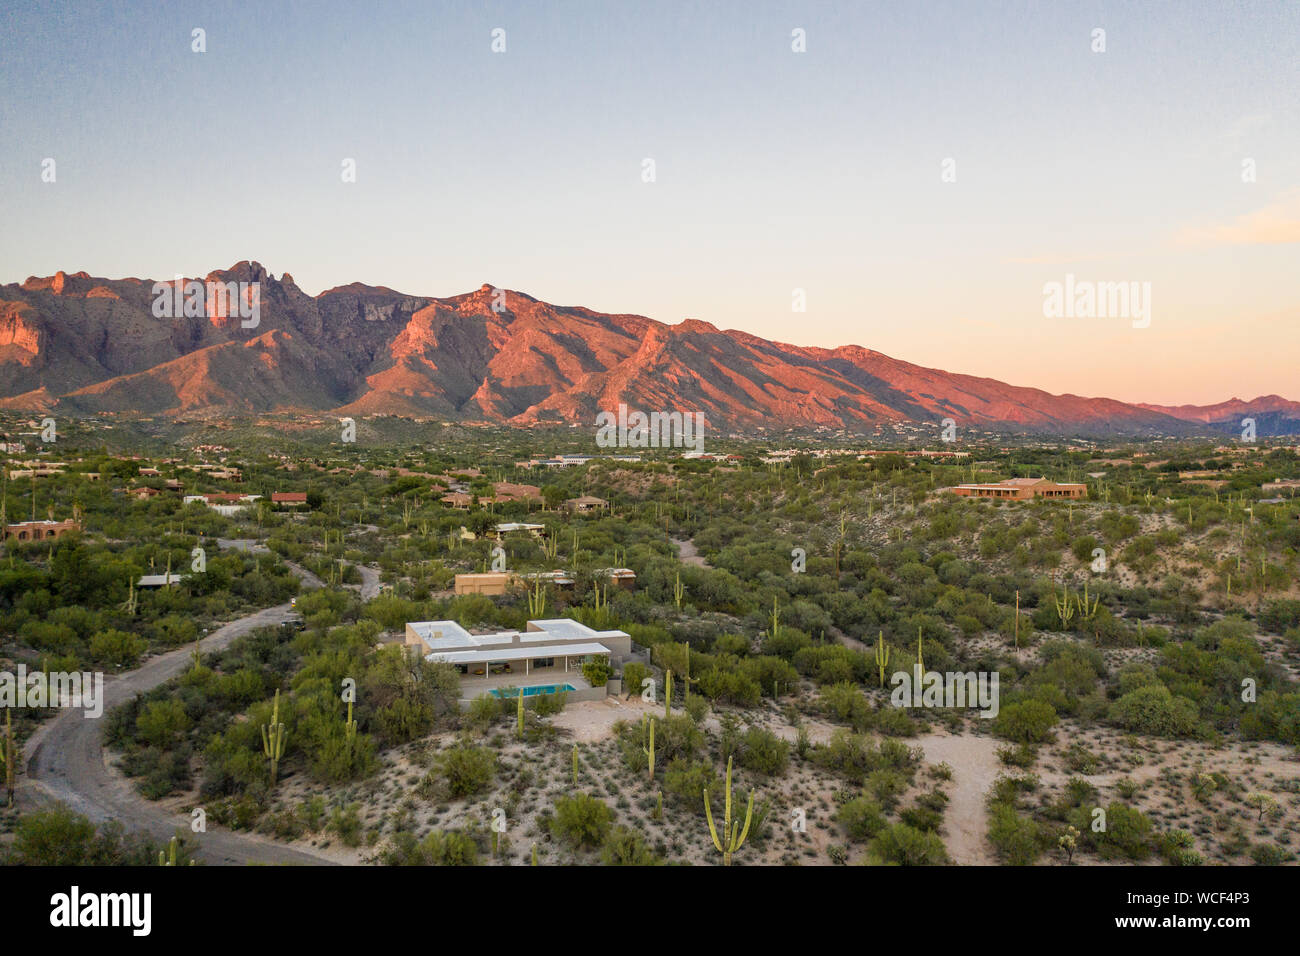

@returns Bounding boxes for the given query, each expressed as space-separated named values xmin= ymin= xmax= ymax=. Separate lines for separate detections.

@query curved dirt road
xmin=23 ymin=603 xmax=337 ymax=866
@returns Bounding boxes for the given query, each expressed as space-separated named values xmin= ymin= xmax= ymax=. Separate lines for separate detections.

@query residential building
xmin=565 ymin=495 xmax=609 ymax=513
xmin=404 ymin=617 xmax=632 ymax=701
xmin=137 ymin=573 xmax=187 ymax=588
xmin=4 ymin=519 xmax=82 ymax=541
xmin=947 ymin=477 xmax=1087 ymax=500
xmin=453 ymin=572 xmax=512 ymax=596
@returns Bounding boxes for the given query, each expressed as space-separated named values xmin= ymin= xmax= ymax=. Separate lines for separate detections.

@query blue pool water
xmin=491 ymin=683 xmax=575 ymax=698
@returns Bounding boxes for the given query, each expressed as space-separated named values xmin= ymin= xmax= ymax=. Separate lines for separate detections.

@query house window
xmin=534 ymin=657 xmax=555 ymax=668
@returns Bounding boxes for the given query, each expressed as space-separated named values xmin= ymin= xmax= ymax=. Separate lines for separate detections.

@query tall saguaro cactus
xmin=1013 ymin=590 xmax=1020 ymax=650
xmin=676 ymin=641 xmax=698 ymax=706
xmin=1053 ymin=582 xmax=1075 ymax=629
xmin=1 ymin=709 xmax=18 ymax=808
xmin=516 ymin=686 xmax=526 ymax=737
xmin=527 ymin=577 xmax=547 ymax=617
xmin=261 ymin=689 xmax=287 ymax=787
xmin=704 ymin=756 xmax=753 ymax=866
xmin=874 ymin=632 xmax=891 ymax=688
xmin=663 ymin=670 xmax=673 ymax=718
xmin=345 ymin=698 xmax=357 ymax=740
xmin=157 ymin=834 xmax=192 ymax=866
xmin=642 ymin=716 xmax=656 ymax=780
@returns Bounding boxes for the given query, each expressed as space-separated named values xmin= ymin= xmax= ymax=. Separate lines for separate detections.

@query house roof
xmin=138 ymin=573 xmax=186 ymax=586
xmin=407 ymin=618 xmax=629 ymax=651
xmin=426 ymin=642 xmax=611 ymax=665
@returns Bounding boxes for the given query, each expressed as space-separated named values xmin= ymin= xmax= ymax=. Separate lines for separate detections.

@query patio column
xmin=526 ymin=658 xmax=530 ymax=675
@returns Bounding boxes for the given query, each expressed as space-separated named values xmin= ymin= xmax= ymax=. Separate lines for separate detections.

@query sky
xmin=1 ymin=0 xmax=1297 ymax=406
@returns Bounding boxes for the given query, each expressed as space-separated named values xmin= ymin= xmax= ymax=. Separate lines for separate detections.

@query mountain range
xmin=2 ymin=261 xmax=1295 ymax=436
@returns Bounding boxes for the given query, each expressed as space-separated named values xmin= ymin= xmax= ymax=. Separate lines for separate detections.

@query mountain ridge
xmin=2 ymin=261 xmax=1295 ymax=436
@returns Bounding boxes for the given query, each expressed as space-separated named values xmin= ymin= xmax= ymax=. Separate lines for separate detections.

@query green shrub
xmin=867 ymin=823 xmax=949 ymax=865
xmin=837 ymin=796 xmax=887 ymax=841
xmin=550 ymin=794 xmax=613 ymax=849
xmin=737 ymin=727 xmax=790 ymax=776
xmin=993 ymin=700 xmax=1058 ymax=744
xmin=1108 ymin=684 xmax=1200 ymax=738
xmin=431 ymin=744 xmax=496 ymax=799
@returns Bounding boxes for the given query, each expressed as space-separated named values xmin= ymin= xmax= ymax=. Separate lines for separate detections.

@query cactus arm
xmin=733 ymin=791 xmax=755 ymax=851
xmin=704 ymin=789 xmax=725 ymax=854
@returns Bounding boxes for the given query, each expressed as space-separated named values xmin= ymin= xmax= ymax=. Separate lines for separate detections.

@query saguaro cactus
xmin=1013 ymin=590 xmax=1020 ymax=649
xmin=157 ymin=834 xmax=191 ymax=866
xmin=528 ymin=577 xmax=547 ymax=617
xmin=642 ymin=716 xmax=656 ymax=780
xmin=261 ymin=689 xmax=287 ymax=787
xmin=874 ymin=632 xmax=891 ymax=688
xmin=663 ymin=670 xmax=673 ymax=717
xmin=674 ymin=571 xmax=684 ymax=610
xmin=916 ymin=627 xmax=924 ymax=672
xmin=680 ymin=642 xmax=697 ymax=705
xmin=516 ymin=686 xmax=526 ymax=737
xmin=1053 ymin=582 xmax=1075 ymax=629
xmin=704 ymin=756 xmax=753 ymax=866
xmin=1 ymin=709 xmax=17 ymax=808
xmin=345 ymin=698 xmax=357 ymax=740
xmin=1075 ymin=580 xmax=1100 ymax=621
xmin=571 ymin=744 xmax=579 ymax=786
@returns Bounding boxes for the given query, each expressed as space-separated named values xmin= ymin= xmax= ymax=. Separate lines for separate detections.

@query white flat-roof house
xmin=404 ymin=617 xmax=633 ymax=702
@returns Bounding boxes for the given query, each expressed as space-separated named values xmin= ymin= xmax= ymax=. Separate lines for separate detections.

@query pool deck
xmin=459 ymin=673 xmax=592 ymax=699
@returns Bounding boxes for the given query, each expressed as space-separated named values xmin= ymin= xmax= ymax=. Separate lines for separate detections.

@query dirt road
xmin=23 ymin=599 xmax=338 ymax=865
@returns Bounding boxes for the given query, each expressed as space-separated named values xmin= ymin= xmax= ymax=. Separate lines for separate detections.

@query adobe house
xmin=491 ymin=482 xmax=542 ymax=504
xmin=595 ymin=567 xmax=637 ymax=590
xmin=494 ymin=521 xmax=545 ymax=539
xmin=947 ymin=477 xmax=1087 ymax=500
xmin=564 ymin=495 xmax=609 ymax=514
xmin=272 ymin=492 xmax=309 ymax=507
xmin=4 ymin=519 xmax=82 ymax=541
xmin=517 ymin=569 xmax=577 ymax=593
xmin=454 ymin=572 xmax=512 ymax=596
xmin=455 ymin=569 xmax=576 ymax=596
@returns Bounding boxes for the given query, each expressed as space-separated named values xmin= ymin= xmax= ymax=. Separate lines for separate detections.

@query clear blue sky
xmin=2 ymin=0 xmax=1297 ymax=404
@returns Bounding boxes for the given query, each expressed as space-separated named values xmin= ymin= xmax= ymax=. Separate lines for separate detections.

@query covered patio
xmin=428 ymin=641 xmax=610 ymax=687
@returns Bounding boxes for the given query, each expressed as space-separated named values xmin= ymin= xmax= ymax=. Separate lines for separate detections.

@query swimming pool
xmin=490 ymin=684 xmax=575 ymax=698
